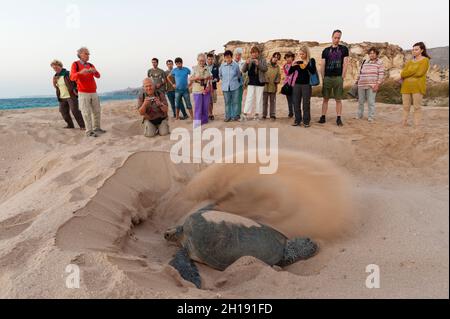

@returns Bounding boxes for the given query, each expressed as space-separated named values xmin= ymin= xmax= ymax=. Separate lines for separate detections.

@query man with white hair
xmin=70 ymin=47 xmax=105 ymax=138
xmin=137 ymin=78 xmax=170 ymax=137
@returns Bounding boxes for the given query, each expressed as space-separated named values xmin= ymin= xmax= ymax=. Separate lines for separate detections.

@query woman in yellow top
xmin=400 ymin=42 xmax=430 ymax=127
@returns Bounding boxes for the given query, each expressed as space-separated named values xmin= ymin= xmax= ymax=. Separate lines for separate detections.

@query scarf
xmin=283 ymin=64 xmax=298 ymax=86
xmin=55 ymin=68 xmax=70 ymax=77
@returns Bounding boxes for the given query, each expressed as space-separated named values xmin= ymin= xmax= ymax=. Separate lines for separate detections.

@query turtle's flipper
xmin=169 ymin=248 xmax=201 ymax=289
xmin=277 ymin=237 xmax=318 ymax=267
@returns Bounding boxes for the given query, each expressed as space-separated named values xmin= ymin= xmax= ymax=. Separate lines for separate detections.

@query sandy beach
xmin=0 ymin=96 xmax=448 ymax=299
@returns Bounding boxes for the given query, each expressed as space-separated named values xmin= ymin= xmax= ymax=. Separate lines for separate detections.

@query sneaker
xmin=304 ymin=123 xmax=311 ymax=128
xmin=318 ymin=116 xmax=326 ymax=124
xmin=368 ymin=118 xmax=375 ymax=123
xmin=270 ymin=116 xmax=276 ymax=121
xmin=240 ymin=114 xmax=248 ymax=122
xmin=94 ymin=128 xmax=107 ymax=134
xmin=233 ymin=116 xmax=241 ymax=122
xmin=224 ymin=118 xmax=232 ymax=123
xmin=180 ymin=115 xmax=189 ymax=120
xmin=353 ymin=115 xmax=363 ymax=120
xmin=254 ymin=114 xmax=260 ymax=121
xmin=336 ymin=117 xmax=344 ymax=127
xmin=292 ymin=122 xmax=301 ymax=127
xmin=86 ymin=130 xmax=97 ymax=138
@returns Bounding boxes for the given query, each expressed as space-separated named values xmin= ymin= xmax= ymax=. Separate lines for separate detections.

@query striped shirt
xmin=357 ymin=59 xmax=385 ymax=88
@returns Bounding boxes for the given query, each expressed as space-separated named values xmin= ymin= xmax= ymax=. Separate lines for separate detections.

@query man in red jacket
xmin=70 ymin=47 xmax=105 ymax=137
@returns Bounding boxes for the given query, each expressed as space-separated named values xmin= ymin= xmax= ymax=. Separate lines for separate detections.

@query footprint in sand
xmin=53 ymin=162 xmax=92 ymax=187
xmin=71 ymin=150 xmax=95 ymax=161
xmin=0 ymin=210 xmax=41 ymax=241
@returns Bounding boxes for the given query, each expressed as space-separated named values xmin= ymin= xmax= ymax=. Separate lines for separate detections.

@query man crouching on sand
xmin=138 ymin=78 xmax=170 ymax=137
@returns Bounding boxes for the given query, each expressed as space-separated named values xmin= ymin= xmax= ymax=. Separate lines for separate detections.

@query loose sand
xmin=0 ymin=96 xmax=448 ymax=298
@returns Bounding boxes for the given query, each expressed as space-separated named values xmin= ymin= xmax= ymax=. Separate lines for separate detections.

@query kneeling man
xmin=138 ymin=78 xmax=170 ymax=137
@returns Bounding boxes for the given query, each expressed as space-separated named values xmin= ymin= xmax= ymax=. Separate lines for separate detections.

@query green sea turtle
xmin=164 ymin=205 xmax=318 ymax=289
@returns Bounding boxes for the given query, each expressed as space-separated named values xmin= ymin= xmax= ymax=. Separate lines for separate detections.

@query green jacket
xmin=264 ymin=64 xmax=281 ymax=93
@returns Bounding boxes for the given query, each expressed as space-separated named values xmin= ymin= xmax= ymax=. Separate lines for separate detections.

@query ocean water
xmin=0 ymin=94 xmax=136 ymax=111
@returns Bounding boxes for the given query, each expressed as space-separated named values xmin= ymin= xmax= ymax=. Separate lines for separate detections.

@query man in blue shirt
xmin=219 ymin=50 xmax=242 ymax=122
xmin=167 ymin=57 xmax=193 ymax=120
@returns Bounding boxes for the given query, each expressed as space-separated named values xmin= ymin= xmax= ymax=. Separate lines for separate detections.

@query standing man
xmin=165 ymin=59 xmax=187 ymax=119
xmin=319 ymin=30 xmax=349 ymax=127
xmin=50 ymin=59 xmax=85 ymax=130
xmin=167 ymin=57 xmax=194 ymax=120
xmin=70 ymin=47 xmax=105 ymax=138
xmin=206 ymin=53 xmax=220 ymax=121
xmin=148 ymin=58 xmax=166 ymax=94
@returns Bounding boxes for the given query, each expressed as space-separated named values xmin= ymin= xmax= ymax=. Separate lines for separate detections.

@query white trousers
xmin=243 ymin=85 xmax=264 ymax=115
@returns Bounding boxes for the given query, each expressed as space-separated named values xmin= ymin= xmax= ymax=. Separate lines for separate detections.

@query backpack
xmin=74 ymin=61 xmax=93 ymax=72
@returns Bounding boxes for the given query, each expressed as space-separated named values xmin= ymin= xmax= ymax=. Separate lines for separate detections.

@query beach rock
xmin=222 ymin=39 xmax=449 ymax=87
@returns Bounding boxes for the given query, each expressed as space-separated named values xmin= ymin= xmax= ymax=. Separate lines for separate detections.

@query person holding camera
xmin=241 ymin=46 xmax=268 ymax=121
xmin=263 ymin=53 xmax=281 ymax=121
xmin=288 ymin=46 xmax=317 ymax=127
xmin=282 ymin=52 xmax=297 ymax=118
xmin=138 ymin=78 xmax=170 ymax=138
xmin=70 ymin=47 xmax=105 ymax=138
xmin=191 ymin=53 xmax=213 ymax=126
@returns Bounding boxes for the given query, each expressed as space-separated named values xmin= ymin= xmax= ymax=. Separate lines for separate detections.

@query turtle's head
xmin=278 ymin=237 xmax=319 ymax=267
xmin=164 ymin=226 xmax=184 ymax=244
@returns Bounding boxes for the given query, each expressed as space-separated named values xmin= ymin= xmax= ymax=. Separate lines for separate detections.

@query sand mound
xmin=55 ymin=151 xmax=202 ymax=253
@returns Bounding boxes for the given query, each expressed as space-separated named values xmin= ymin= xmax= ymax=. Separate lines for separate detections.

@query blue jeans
xmin=175 ymin=89 xmax=192 ymax=118
xmin=166 ymin=91 xmax=186 ymax=117
xmin=223 ymin=89 xmax=240 ymax=120
xmin=358 ymin=87 xmax=377 ymax=120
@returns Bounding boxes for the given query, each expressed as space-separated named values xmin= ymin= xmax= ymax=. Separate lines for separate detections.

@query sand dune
xmin=0 ymin=96 xmax=448 ymax=298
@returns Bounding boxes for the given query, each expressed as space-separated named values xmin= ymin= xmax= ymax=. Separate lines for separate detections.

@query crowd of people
xmin=50 ymin=30 xmax=432 ymax=138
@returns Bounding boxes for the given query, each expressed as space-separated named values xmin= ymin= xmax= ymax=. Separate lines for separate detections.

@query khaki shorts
xmin=322 ymin=76 xmax=345 ymax=100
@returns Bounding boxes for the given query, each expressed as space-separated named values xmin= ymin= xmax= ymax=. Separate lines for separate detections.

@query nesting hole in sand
xmin=56 ymin=150 xmax=355 ymax=290
xmin=56 ymin=152 xmax=201 ymax=255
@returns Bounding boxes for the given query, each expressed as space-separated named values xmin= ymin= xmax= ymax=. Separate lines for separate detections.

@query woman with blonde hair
xmin=400 ymin=42 xmax=431 ymax=127
xmin=288 ymin=45 xmax=317 ymax=127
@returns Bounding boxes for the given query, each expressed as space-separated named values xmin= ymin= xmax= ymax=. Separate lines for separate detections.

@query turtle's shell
xmin=181 ymin=210 xmax=287 ymax=271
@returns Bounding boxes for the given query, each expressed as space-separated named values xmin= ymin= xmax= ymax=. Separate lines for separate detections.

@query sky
xmin=0 ymin=0 xmax=449 ymax=98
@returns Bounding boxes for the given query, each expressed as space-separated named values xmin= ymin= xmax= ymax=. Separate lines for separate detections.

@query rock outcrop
xmin=223 ymin=40 xmax=449 ymax=86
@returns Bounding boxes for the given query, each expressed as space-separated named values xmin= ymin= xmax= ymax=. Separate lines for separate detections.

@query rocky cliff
xmin=223 ymin=40 xmax=449 ymax=86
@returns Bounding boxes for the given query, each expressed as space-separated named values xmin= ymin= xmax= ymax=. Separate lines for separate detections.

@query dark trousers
xmin=59 ymin=98 xmax=85 ymax=128
xmin=292 ymin=84 xmax=312 ymax=124
xmin=263 ymin=92 xmax=276 ymax=117
xmin=286 ymin=94 xmax=294 ymax=117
